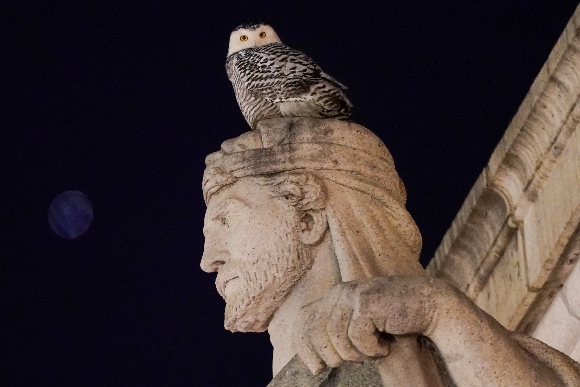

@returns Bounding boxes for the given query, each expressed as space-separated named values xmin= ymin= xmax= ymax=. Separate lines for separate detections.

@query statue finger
xmin=308 ymin=320 xmax=344 ymax=368
xmin=305 ymin=285 xmax=345 ymax=368
xmin=348 ymin=304 xmax=390 ymax=357
xmin=327 ymin=285 xmax=367 ymax=362
xmin=296 ymin=339 xmax=328 ymax=375
xmin=293 ymin=303 xmax=328 ymax=375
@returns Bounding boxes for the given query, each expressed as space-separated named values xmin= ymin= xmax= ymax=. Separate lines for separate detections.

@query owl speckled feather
xmin=226 ymin=23 xmax=352 ymax=129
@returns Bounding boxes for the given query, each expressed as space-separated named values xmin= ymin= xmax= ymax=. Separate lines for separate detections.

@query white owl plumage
xmin=226 ymin=23 xmax=352 ymax=129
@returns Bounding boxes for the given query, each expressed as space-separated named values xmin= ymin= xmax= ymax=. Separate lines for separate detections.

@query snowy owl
xmin=226 ymin=23 xmax=352 ymax=129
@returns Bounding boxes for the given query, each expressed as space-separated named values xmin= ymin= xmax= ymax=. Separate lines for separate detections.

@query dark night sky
xmin=2 ymin=1 xmax=579 ymax=385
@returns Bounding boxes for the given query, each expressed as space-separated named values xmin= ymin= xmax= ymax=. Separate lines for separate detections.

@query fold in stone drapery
xmin=203 ymin=117 xmax=423 ymax=281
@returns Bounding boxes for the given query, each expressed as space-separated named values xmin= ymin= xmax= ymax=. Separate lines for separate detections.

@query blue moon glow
xmin=48 ymin=191 xmax=93 ymax=239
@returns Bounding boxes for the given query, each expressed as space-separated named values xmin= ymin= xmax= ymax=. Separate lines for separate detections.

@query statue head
xmin=201 ymin=117 xmax=423 ymax=333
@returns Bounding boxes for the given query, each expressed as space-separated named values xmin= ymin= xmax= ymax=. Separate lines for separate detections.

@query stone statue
xmin=200 ymin=117 xmax=580 ymax=386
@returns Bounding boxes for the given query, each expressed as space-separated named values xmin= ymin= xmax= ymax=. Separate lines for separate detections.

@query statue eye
xmin=259 ymin=31 xmax=266 ymax=38
xmin=240 ymin=35 xmax=248 ymax=42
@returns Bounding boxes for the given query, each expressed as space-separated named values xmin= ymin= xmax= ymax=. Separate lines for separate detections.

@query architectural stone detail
xmin=428 ymin=3 xmax=580 ymax=336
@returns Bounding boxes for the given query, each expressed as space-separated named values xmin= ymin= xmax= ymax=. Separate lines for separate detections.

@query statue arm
xmin=293 ymin=276 xmax=575 ymax=386
xmin=426 ymin=279 xmax=566 ymax=386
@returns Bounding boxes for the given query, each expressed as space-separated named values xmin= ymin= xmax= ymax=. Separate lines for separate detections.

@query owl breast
xmin=226 ymin=43 xmax=352 ymax=129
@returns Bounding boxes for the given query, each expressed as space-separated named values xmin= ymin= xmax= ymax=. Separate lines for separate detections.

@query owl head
xmin=227 ymin=23 xmax=281 ymax=56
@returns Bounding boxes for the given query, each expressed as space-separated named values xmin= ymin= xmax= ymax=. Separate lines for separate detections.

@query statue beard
xmin=223 ymin=221 xmax=313 ymax=333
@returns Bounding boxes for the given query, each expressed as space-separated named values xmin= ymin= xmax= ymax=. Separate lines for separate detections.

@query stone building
xmin=427 ymin=3 xmax=580 ymax=361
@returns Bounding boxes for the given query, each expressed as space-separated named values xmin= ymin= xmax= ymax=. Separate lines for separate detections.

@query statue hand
xmin=292 ymin=275 xmax=442 ymax=375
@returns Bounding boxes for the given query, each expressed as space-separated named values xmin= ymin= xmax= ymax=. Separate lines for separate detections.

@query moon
xmin=48 ymin=191 xmax=93 ymax=240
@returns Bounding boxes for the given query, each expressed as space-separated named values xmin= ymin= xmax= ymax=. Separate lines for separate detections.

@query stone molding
xmin=531 ymin=231 xmax=580 ymax=361
xmin=427 ymin=3 xmax=580 ymax=332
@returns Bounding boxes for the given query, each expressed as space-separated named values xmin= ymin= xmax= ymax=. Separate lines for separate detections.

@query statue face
xmin=201 ymin=179 xmax=313 ymax=332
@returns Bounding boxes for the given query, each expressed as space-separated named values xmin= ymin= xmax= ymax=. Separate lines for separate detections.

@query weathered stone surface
xmin=475 ymin=231 xmax=531 ymax=328
xmin=267 ymin=356 xmax=382 ymax=387
xmin=428 ymin=2 xmax=580 ymax=339
xmin=533 ymin=249 xmax=580 ymax=360
xmin=523 ymin=122 xmax=580 ymax=291
xmin=533 ymin=294 xmax=580 ymax=355
xmin=201 ymin=116 xmax=580 ymax=386
xmin=267 ymin=356 xmax=334 ymax=387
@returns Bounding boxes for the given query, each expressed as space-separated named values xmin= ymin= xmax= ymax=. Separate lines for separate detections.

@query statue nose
xmin=200 ymin=238 xmax=228 ymax=272
xmin=201 ymin=226 xmax=223 ymax=272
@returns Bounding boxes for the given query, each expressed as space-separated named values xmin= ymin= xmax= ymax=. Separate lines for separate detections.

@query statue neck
xmin=267 ymin=232 xmax=339 ymax=376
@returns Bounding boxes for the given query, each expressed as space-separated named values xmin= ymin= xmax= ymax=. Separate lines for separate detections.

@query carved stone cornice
xmin=427 ymin=3 xmax=580 ymax=313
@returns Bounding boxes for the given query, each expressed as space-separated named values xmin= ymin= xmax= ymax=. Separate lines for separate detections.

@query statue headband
xmin=202 ymin=117 xmax=407 ymax=206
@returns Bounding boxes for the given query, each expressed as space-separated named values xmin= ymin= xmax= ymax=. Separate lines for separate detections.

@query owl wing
xmin=229 ymin=44 xmax=345 ymax=103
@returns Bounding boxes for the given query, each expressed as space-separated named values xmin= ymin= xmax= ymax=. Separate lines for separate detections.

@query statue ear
xmin=298 ymin=210 xmax=327 ymax=246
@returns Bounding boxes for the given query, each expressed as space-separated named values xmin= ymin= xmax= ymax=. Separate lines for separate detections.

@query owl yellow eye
xmin=240 ymin=35 xmax=248 ymax=41
xmin=259 ymin=31 xmax=266 ymax=38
